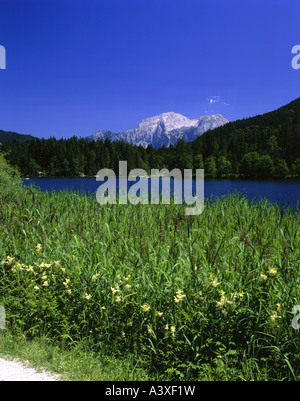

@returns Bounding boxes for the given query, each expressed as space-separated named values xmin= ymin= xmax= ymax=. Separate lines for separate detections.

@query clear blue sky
xmin=0 ymin=0 xmax=300 ymax=139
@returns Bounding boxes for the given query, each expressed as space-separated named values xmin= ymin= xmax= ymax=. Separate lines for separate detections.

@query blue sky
xmin=0 ymin=0 xmax=300 ymax=139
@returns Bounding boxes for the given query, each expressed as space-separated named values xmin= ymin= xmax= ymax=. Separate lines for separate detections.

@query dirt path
xmin=0 ymin=357 xmax=61 ymax=381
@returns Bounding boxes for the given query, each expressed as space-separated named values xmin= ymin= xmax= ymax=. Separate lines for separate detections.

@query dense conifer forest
xmin=1 ymin=98 xmax=300 ymax=179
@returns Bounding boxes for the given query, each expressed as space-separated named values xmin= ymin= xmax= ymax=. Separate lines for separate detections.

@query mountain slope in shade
xmin=86 ymin=112 xmax=228 ymax=148
xmin=0 ymin=130 xmax=37 ymax=144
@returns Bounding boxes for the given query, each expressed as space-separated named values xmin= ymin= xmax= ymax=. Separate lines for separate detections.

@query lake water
xmin=22 ymin=177 xmax=300 ymax=209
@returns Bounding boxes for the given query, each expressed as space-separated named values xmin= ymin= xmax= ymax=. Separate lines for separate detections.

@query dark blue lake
xmin=22 ymin=177 xmax=300 ymax=210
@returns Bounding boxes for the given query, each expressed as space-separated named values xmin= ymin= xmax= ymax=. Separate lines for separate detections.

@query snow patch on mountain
xmin=86 ymin=112 xmax=228 ymax=148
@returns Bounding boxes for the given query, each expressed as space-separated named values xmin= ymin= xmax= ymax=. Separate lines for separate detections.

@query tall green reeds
xmin=0 ymin=187 xmax=299 ymax=380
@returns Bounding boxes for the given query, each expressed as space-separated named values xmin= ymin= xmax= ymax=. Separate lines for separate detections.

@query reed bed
xmin=0 ymin=187 xmax=299 ymax=380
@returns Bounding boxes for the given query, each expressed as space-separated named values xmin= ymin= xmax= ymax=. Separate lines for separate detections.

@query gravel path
xmin=0 ymin=357 xmax=61 ymax=381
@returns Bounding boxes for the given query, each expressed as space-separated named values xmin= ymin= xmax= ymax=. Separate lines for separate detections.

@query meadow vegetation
xmin=0 ymin=192 xmax=299 ymax=379
xmin=0 ymin=153 xmax=299 ymax=380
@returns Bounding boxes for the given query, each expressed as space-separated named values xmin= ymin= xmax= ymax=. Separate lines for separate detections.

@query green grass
xmin=0 ymin=187 xmax=299 ymax=380
xmin=0 ymin=332 xmax=150 ymax=381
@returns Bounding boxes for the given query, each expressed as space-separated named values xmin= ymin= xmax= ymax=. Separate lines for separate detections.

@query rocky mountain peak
xmin=87 ymin=111 xmax=228 ymax=148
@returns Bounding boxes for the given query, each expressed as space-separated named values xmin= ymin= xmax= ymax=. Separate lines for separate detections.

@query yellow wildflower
xmin=270 ymin=310 xmax=281 ymax=327
xmin=156 ymin=311 xmax=163 ymax=317
xmin=123 ymin=275 xmax=131 ymax=282
xmin=216 ymin=290 xmax=233 ymax=309
xmin=111 ymin=285 xmax=120 ymax=295
xmin=170 ymin=325 xmax=176 ymax=333
xmin=174 ymin=289 xmax=186 ymax=303
xmin=230 ymin=292 xmax=244 ymax=301
xmin=209 ymin=274 xmax=220 ymax=288
xmin=40 ymin=262 xmax=52 ymax=269
xmin=141 ymin=304 xmax=150 ymax=312
xmin=84 ymin=293 xmax=92 ymax=300
xmin=42 ymin=280 xmax=49 ymax=287
xmin=92 ymin=272 xmax=100 ymax=281
xmin=216 ymin=296 xmax=226 ymax=308
xmin=34 ymin=285 xmax=40 ymax=290
xmin=115 ymin=296 xmax=122 ymax=303
xmin=63 ymin=278 xmax=70 ymax=287
xmin=36 ymin=244 xmax=42 ymax=255
xmin=5 ymin=256 xmax=14 ymax=266
xmin=165 ymin=324 xmax=169 ymax=330
xmin=268 ymin=267 xmax=277 ymax=277
xmin=260 ymin=273 xmax=268 ymax=282
xmin=66 ymin=289 xmax=72 ymax=295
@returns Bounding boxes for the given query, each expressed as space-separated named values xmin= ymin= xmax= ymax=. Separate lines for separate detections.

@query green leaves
xmin=0 ymin=190 xmax=299 ymax=380
xmin=0 ymin=152 xmax=22 ymax=203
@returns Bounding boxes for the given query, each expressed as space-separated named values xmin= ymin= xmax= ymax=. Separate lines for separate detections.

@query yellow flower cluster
xmin=39 ymin=262 xmax=52 ymax=270
xmin=63 ymin=278 xmax=72 ymax=295
xmin=216 ymin=290 xmax=233 ymax=309
xmin=1 ymin=255 xmax=75 ymax=297
xmin=209 ymin=274 xmax=220 ymax=288
xmin=260 ymin=267 xmax=278 ymax=283
xmin=111 ymin=285 xmax=120 ymax=295
xmin=231 ymin=291 xmax=244 ymax=301
xmin=1 ymin=256 xmax=15 ymax=266
xmin=267 ymin=267 xmax=277 ymax=277
xmin=165 ymin=324 xmax=176 ymax=337
xmin=41 ymin=273 xmax=48 ymax=287
xmin=260 ymin=273 xmax=268 ymax=282
xmin=216 ymin=290 xmax=244 ymax=315
xmin=92 ymin=272 xmax=100 ymax=281
xmin=174 ymin=289 xmax=185 ymax=303
xmin=270 ymin=307 xmax=282 ymax=327
xmin=36 ymin=243 xmax=42 ymax=255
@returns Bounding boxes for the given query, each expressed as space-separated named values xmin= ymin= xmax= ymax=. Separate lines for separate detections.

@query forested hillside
xmin=0 ymin=130 xmax=36 ymax=144
xmin=1 ymin=98 xmax=300 ymax=179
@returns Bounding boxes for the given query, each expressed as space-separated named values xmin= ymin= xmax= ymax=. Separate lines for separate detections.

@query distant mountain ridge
xmin=0 ymin=130 xmax=36 ymax=144
xmin=1 ymin=97 xmax=299 ymax=179
xmin=86 ymin=112 xmax=228 ymax=148
xmin=0 ymin=112 xmax=228 ymax=148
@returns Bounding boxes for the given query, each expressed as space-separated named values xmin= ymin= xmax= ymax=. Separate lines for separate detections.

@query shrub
xmin=0 ymin=152 xmax=22 ymax=203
